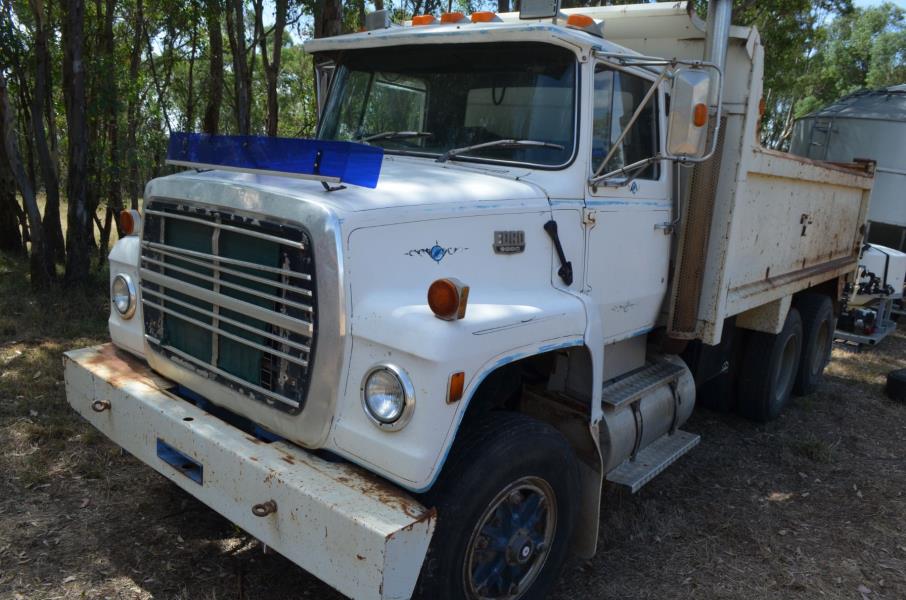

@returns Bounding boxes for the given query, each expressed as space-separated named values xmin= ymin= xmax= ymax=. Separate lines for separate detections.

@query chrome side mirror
xmin=666 ymin=68 xmax=712 ymax=159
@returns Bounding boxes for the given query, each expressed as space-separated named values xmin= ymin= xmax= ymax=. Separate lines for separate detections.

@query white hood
xmin=154 ymin=154 xmax=549 ymax=216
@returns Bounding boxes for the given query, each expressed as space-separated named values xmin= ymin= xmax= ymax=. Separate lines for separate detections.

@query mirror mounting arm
xmin=589 ymin=155 xmax=663 ymax=191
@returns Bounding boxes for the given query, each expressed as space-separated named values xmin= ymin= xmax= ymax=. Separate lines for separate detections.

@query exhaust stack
xmin=703 ymin=0 xmax=733 ymax=100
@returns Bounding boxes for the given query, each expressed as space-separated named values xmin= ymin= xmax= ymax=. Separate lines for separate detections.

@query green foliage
xmin=793 ymin=3 xmax=906 ymax=121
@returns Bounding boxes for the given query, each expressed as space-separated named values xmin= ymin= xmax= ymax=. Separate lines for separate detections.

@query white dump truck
xmin=64 ymin=2 xmax=875 ymax=598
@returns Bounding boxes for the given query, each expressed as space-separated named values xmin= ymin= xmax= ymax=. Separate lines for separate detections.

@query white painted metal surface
xmin=64 ymin=344 xmax=434 ymax=600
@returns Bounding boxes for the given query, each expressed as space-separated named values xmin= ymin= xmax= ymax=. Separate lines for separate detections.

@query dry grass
xmin=1 ymin=247 xmax=904 ymax=599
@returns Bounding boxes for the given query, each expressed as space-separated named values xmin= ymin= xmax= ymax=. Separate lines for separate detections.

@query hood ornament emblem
xmin=406 ymin=242 xmax=468 ymax=263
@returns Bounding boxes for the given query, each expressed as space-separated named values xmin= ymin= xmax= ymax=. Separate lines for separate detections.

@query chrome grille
xmin=140 ymin=200 xmax=316 ymax=413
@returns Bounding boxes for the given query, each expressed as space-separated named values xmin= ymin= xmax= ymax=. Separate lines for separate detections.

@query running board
xmin=605 ymin=430 xmax=700 ymax=493
xmin=602 ymin=361 xmax=686 ymax=410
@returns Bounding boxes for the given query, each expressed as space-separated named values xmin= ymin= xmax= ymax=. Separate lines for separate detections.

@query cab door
xmin=585 ymin=63 xmax=672 ymax=343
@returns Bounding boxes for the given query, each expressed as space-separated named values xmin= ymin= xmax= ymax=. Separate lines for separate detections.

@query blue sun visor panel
xmin=166 ymin=132 xmax=384 ymax=188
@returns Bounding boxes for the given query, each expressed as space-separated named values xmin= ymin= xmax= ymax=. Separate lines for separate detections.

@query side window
xmin=592 ymin=65 xmax=660 ymax=181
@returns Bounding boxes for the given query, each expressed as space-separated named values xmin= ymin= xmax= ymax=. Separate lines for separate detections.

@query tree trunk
xmin=100 ymin=0 xmax=122 ymax=257
xmin=225 ymin=0 xmax=251 ymax=135
xmin=31 ymin=0 xmax=66 ymax=264
xmin=126 ymin=0 xmax=144 ymax=209
xmin=374 ymin=0 xmax=383 ymax=10
xmin=63 ymin=0 xmax=91 ymax=286
xmin=497 ymin=0 xmax=509 ymax=13
xmin=0 ymin=127 xmax=23 ymax=253
xmin=256 ymin=0 xmax=287 ymax=136
xmin=0 ymin=74 xmax=53 ymax=287
xmin=203 ymin=0 xmax=224 ymax=135
xmin=185 ymin=1 xmax=199 ymax=131
xmin=314 ymin=0 xmax=342 ymax=39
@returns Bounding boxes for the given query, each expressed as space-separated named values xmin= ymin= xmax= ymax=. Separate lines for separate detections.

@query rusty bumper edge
xmin=63 ymin=343 xmax=435 ymax=600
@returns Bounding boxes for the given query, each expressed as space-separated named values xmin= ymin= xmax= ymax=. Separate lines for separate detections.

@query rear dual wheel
xmin=736 ymin=293 xmax=835 ymax=422
xmin=737 ymin=307 xmax=803 ymax=422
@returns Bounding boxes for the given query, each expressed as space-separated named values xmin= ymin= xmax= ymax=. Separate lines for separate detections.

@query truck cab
xmin=65 ymin=3 xmax=875 ymax=599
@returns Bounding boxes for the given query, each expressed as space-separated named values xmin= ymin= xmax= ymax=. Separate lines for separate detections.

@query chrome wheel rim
xmin=463 ymin=476 xmax=557 ymax=599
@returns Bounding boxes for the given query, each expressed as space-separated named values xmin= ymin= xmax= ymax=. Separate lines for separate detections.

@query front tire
xmin=415 ymin=413 xmax=579 ymax=600
xmin=736 ymin=307 xmax=803 ymax=422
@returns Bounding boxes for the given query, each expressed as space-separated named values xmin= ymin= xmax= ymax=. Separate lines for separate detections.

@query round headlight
xmin=112 ymin=274 xmax=136 ymax=319
xmin=361 ymin=365 xmax=415 ymax=431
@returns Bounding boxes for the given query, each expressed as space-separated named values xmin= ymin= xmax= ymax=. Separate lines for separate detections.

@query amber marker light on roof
xmin=427 ymin=278 xmax=470 ymax=321
xmin=440 ymin=11 xmax=465 ymax=23
xmin=566 ymin=13 xmax=595 ymax=28
xmin=470 ymin=11 xmax=498 ymax=22
xmin=412 ymin=14 xmax=435 ymax=25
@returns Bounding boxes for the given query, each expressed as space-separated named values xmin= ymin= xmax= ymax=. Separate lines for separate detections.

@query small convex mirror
xmin=666 ymin=68 xmax=712 ymax=158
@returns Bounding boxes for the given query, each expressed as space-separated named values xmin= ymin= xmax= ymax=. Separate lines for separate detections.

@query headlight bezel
xmin=111 ymin=273 xmax=137 ymax=319
xmin=360 ymin=364 xmax=415 ymax=431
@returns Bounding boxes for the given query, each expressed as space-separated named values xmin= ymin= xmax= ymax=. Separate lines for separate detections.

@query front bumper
xmin=64 ymin=344 xmax=435 ymax=600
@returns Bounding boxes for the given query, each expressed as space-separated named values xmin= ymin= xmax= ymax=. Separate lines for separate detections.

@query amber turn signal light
xmin=440 ymin=11 xmax=465 ymax=23
xmin=566 ymin=14 xmax=594 ymax=28
xmin=119 ymin=209 xmax=142 ymax=236
xmin=427 ymin=278 xmax=469 ymax=321
xmin=412 ymin=14 xmax=435 ymax=25
xmin=693 ymin=103 xmax=708 ymax=127
xmin=448 ymin=371 xmax=465 ymax=404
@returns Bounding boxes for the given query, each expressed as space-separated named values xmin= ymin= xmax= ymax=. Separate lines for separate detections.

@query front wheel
xmin=415 ymin=413 xmax=579 ymax=600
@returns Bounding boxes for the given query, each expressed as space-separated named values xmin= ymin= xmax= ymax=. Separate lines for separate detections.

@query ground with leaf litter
xmin=1 ymin=250 xmax=904 ymax=599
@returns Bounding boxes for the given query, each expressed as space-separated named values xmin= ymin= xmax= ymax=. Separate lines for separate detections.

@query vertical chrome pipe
xmin=703 ymin=0 xmax=732 ymax=104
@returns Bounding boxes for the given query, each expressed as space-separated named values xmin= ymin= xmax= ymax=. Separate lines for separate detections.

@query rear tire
xmin=793 ymin=293 xmax=835 ymax=396
xmin=415 ymin=413 xmax=579 ymax=600
xmin=737 ymin=307 xmax=803 ymax=422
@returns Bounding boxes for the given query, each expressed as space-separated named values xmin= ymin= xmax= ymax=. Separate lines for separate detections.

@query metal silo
xmin=791 ymin=84 xmax=906 ymax=251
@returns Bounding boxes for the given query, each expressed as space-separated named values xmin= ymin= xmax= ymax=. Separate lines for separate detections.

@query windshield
xmin=317 ymin=43 xmax=577 ymax=167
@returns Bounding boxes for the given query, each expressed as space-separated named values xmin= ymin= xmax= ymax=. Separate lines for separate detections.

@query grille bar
xmin=141 ymin=286 xmax=311 ymax=354
xmin=144 ymin=209 xmax=306 ymax=249
xmin=142 ymin=241 xmax=311 ymax=281
xmin=141 ymin=255 xmax=314 ymax=314
xmin=142 ymin=297 xmax=310 ymax=368
xmin=145 ymin=334 xmax=301 ymax=409
xmin=143 ymin=242 xmax=313 ymax=294
xmin=141 ymin=267 xmax=314 ymax=338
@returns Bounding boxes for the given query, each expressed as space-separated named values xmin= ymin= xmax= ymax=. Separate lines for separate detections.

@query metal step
xmin=605 ymin=430 xmax=700 ymax=493
xmin=602 ymin=361 xmax=686 ymax=410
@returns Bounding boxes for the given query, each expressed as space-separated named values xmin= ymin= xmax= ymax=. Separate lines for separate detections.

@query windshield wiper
xmin=435 ymin=139 xmax=565 ymax=164
xmin=359 ymin=130 xmax=433 ymax=143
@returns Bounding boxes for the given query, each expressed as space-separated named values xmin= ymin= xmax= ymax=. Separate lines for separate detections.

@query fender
xmin=329 ymin=284 xmax=589 ymax=491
